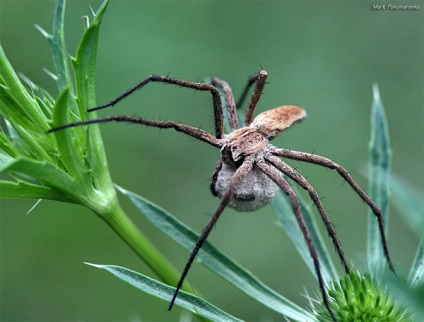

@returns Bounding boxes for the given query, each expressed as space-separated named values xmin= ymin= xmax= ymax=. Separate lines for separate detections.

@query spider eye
xmin=252 ymin=105 xmax=306 ymax=138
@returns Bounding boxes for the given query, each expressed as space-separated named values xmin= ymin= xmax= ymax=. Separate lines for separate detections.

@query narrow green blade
xmin=49 ymin=0 xmax=73 ymax=92
xmin=409 ymin=236 xmax=424 ymax=287
xmin=367 ymin=84 xmax=392 ymax=274
xmin=71 ymin=0 xmax=113 ymax=194
xmin=0 ymin=180 xmax=75 ymax=203
xmin=0 ymin=156 xmax=81 ymax=203
xmin=85 ymin=263 xmax=243 ymax=322
xmin=51 ymin=88 xmax=88 ymax=184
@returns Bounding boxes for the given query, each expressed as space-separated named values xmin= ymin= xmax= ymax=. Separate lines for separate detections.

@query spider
xmin=48 ymin=69 xmax=394 ymax=322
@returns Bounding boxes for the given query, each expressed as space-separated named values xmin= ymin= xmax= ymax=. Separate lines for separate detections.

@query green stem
xmin=100 ymin=199 xmax=196 ymax=295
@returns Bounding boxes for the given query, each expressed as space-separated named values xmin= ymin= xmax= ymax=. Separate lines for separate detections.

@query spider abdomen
xmin=213 ymin=161 xmax=279 ymax=212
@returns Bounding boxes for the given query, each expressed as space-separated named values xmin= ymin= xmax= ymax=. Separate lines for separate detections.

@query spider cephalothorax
xmin=212 ymin=105 xmax=306 ymax=212
xmin=48 ymin=69 xmax=394 ymax=322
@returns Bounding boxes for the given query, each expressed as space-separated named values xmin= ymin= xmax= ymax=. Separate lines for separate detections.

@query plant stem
xmin=100 ymin=199 xmax=196 ymax=295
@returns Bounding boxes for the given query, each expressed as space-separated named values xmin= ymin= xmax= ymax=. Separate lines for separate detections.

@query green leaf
xmin=0 ymin=156 xmax=83 ymax=204
xmin=85 ymin=263 xmax=243 ymax=322
xmin=70 ymin=0 xmax=113 ymax=194
xmin=273 ymin=191 xmax=337 ymax=283
xmin=49 ymin=0 xmax=73 ymax=92
xmin=72 ymin=0 xmax=109 ymax=115
xmin=367 ymin=84 xmax=392 ymax=274
xmin=116 ymin=185 xmax=314 ymax=322
xmin=51 ymin=88 xmax=89 ymax=185
xmin=0 ymin=129 xmax=17 ymax=158
xmin=409 ymin=236 xmax=424 ymax=287
xmin=0 ymin=46 xmax=48 ymax=133
xmin=0 ymin=180 xmax=75 ymax=203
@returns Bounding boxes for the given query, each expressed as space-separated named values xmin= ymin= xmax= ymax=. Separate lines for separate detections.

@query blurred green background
xmin=1 ymin=0 xmax=422 ymax=321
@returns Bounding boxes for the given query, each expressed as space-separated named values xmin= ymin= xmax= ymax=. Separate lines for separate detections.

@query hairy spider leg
xmin=265 ymin=153 xmax=350 ymax=274
xmin=208 ymin=76 xmax=239 ymax=196
xmin=256 ymin=158 xmax=338 ymax=322
xmin=47 ymin=115 xmax=221 ymax=147
xmin=210 ymin=158 xmax=223 ymax=197
xmin=211 ymin=76 xmax=239 ymax=131
xmin=271 ymin=148 xmax=394 ymax=272
xmin=244 ymin=70 xmax=268 ymax=126
xmin=236 ymin=71 xmax=263 ymax=110
xmin=168 ymin=156 xmax=255 ymax=311
xmin=86 ymin=75 xmax=226 ymax=139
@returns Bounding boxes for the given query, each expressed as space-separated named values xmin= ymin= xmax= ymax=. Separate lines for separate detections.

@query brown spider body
xmin=213 ymin=105 xmax=306 ymax=211
xmin=48 ymin=70 xmax=394 ymax=322
xmin=223 ymin=127 xmax=267 ymax=162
